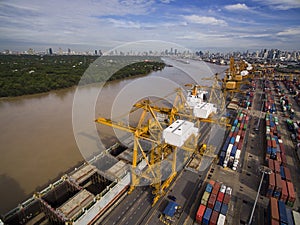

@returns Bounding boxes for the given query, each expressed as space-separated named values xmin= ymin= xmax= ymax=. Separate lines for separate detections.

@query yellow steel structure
xmin=95 ymin=94 xmax=200 ymax=206
xmin=95 ymin=79 xmax=232 ymax=205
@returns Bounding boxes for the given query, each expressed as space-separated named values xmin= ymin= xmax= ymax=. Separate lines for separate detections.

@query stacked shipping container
xmin=196 ymin=180 xmax=232 ymax=225
xmin=268 ymin=197 xmax=299 ymax=225
xmin=219 ymin=110 xmax=249 ymax=171
xmin=265 ymin=113 xmax=296 ymax=207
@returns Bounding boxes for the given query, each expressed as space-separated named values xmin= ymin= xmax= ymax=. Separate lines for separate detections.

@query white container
xmin=235 ymin=135 xmax=240 ymax=143
xmin=193 ymin=102 xmax=217 ymax=119
xmin=217 ymin=214 xmax=226 ymax=225
xmin=235 ymin=150 xmax=241 ymax=160
xmin=163 ymin=120 xmax=198 ymax=147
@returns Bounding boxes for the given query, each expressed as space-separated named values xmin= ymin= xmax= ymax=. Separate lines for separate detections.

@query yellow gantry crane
xmin=95 ymin=78 xmax=233 ymax=205
xmin=95 ymin=91 xmax=200 ymax=205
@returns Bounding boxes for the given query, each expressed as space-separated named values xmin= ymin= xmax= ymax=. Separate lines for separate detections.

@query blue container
xmin=220 ymin=204 xmax=228 ymax=215
xmin=233 ymin=119 xmax=238 ymax=127
xmin=278 ymin=200 xmax=288 ymax=224
xmin=203 ymin=207 xmax=212 ymax=225
xmin=214 ymin=201 xmax=222 ymax=212
xmin=230 ymin=137 xmax=235 ymax=144
xmin=271 ymin=148 xmax=277 ymax=155
xmin=286 ymin=208 xmax=295 ymax=225
xmin=280 ymin=166 xmax=285 ymax=180
xmin=267 ymin=146 xmax=272 ymax=154
xmin=230 ymin=146 xmax=237 ymax=157
xmin=205 ymin=183 xmax=213 ymax=193
xmin=222 ymin=137 xmax=230 ymax=152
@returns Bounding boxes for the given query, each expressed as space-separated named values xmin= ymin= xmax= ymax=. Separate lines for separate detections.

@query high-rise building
xmin=95 ymin=50 xmax=97 ymax=55
xmin=49 ymin=48 xmax=53 ymax=55
xmin=68 ymin=48 xmax=71 ymax=54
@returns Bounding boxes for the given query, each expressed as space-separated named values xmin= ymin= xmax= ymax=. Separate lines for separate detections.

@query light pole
xmin=248 ymin=166 xmax=272 ymax=225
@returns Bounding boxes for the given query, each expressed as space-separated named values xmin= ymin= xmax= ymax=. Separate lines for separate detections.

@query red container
xmin=275 ymin=173 xmax=282 ymax=192
xmin=209 ymin=210 xmax=219 ymax=225
xmin=209 ymin=180 xmax=216 ymax=187
xmin=196 ymin=204 xmax=206 ymax=223
xmin=267 ymin=173 xmax=275 ymax=197
xmin=287 ymin=181 xmax=296 ymax=204
xmin=208 ymin=194 xmax=217 ymax=209
xmin=280 ymin=180 xmax=288 ymax=203
xmin=268 ymin=159 xmax=274 ymax=172
xmin=281 ymin=153 xmax=287 ymax=166
xmin=279 ymin=143 xmax=285 ymax=154
xmin=212 ymin=182 xmax=221 ymax=195
xmin=241 ymin=130 xmax=246 ymax=138
xmin=283 ymin=167 xmax=291 ymax=182
xmin=217 ymin=191 xmax=224 ymax=202
xmin=267 ymin=139 xmax=272 ymax=147
xmin=238 ymin=141 xmax=243 ymax=150
xmin=229 ymin=131 xmax=233 ymax=137
xmin=270 ymin=197 xmax=279 ymax=221
xmin=223 ymin=193 xmax=231 ymax=205
xmin=274 ymin=160 xmax=280 ymax=174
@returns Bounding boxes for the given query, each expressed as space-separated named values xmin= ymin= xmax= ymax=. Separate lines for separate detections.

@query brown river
xmin=0 ymin=58 xmax=226 ymax=214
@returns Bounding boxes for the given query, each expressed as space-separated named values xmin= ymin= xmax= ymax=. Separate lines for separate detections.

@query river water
xmin=0 ymin=57 xmax=226 ymax=214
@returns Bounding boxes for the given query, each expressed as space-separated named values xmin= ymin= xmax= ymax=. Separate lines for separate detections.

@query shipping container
xmin=238 ymin=141 xmax=243 ymax=150
xmin=292 ymin=211 xmax=300 ymax=225
xmin=217 ymin=191 xmax=224 ymax=202
xmin=196 ymin=204 xmax=206 ymax=223
xmin=286 ymin=181 xmax=295 ymax=207
xmin=206 ymin=183 xmax=213 ymax=193
xmin=208 ymin=194 xmax=217 ymax=209
xmin=267 ymin=173 xmax=275 ymax=197
xmin=214 ymin=201 xmax=222 ymax=212
xmin=268 ymin=159 xmax=275 ymax=171
xmin=223 ymin=194 xmax=231 ymax=205
xmin=230 ymin=146 xmax=237 ymax=157
xmin=212 ymin=182 xmax=221 ymax=195
xmin=209 ymin=210 xmax=219 ymax=225
xmin=202 ymin=191 xmax=210 ymax=206
xmin=285 ymin=208 xmax=294 ymax=225
xmin=269 ymin=197 xmax=279 ymax=221
xmin=280 ymin=166 xmax=285 ymax=180
xmin=281 ymin=153 xmax=287 ymax=166
xmin=217 ymin=213 xmax=225 ymax=225
xmin=220 ymin=204 xmax=228 ymax=215
xmin=274 ymin=161 xmax=280 ymax=174
xmin=280 ymin=180 xmax=288 ymax=203
xmin=283 ymin=167 xmax=291 ymax=182
xmin=278 ymin=200 xmax=288 ymax=224
xmin=203 ymin=207 xmax=213 ymax=225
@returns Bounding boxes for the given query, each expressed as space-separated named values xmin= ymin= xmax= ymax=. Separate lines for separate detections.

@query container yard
xmin=1 ymin=59 xmax=300 ymax=225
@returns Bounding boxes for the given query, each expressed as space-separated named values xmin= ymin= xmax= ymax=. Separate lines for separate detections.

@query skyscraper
xmin=49 ymin=48 xmax=53 ymax=55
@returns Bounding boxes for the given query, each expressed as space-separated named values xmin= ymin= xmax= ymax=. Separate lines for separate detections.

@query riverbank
xmin=0 ymin=55 xmax=165 ymax=98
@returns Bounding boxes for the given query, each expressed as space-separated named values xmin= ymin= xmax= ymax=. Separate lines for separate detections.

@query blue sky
xmin=0 ymin=0 xmax=299 ymax=52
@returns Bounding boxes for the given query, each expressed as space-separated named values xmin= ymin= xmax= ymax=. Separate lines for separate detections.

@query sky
xmin=0 ymin=0 xmax=300 ymax=53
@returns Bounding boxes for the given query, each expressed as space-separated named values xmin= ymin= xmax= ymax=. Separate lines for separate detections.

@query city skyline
xmin=0 ymin=0 xmax=300 ymax=52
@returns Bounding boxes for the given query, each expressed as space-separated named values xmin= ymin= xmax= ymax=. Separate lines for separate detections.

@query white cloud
xmin=160 ymin=0 xmax=175 ymax=3
xmin=253 ymin=0 xmax=300 ymax=10
xmin=106 ymin=19 xmax=141 ymax=29
xmin=277 ymin=27 xmax=300 ymax=36
xmin=183 ymin=15 xmax=227 ymax=26
xmin=224 ymin=3 xmax=249 ymax=11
